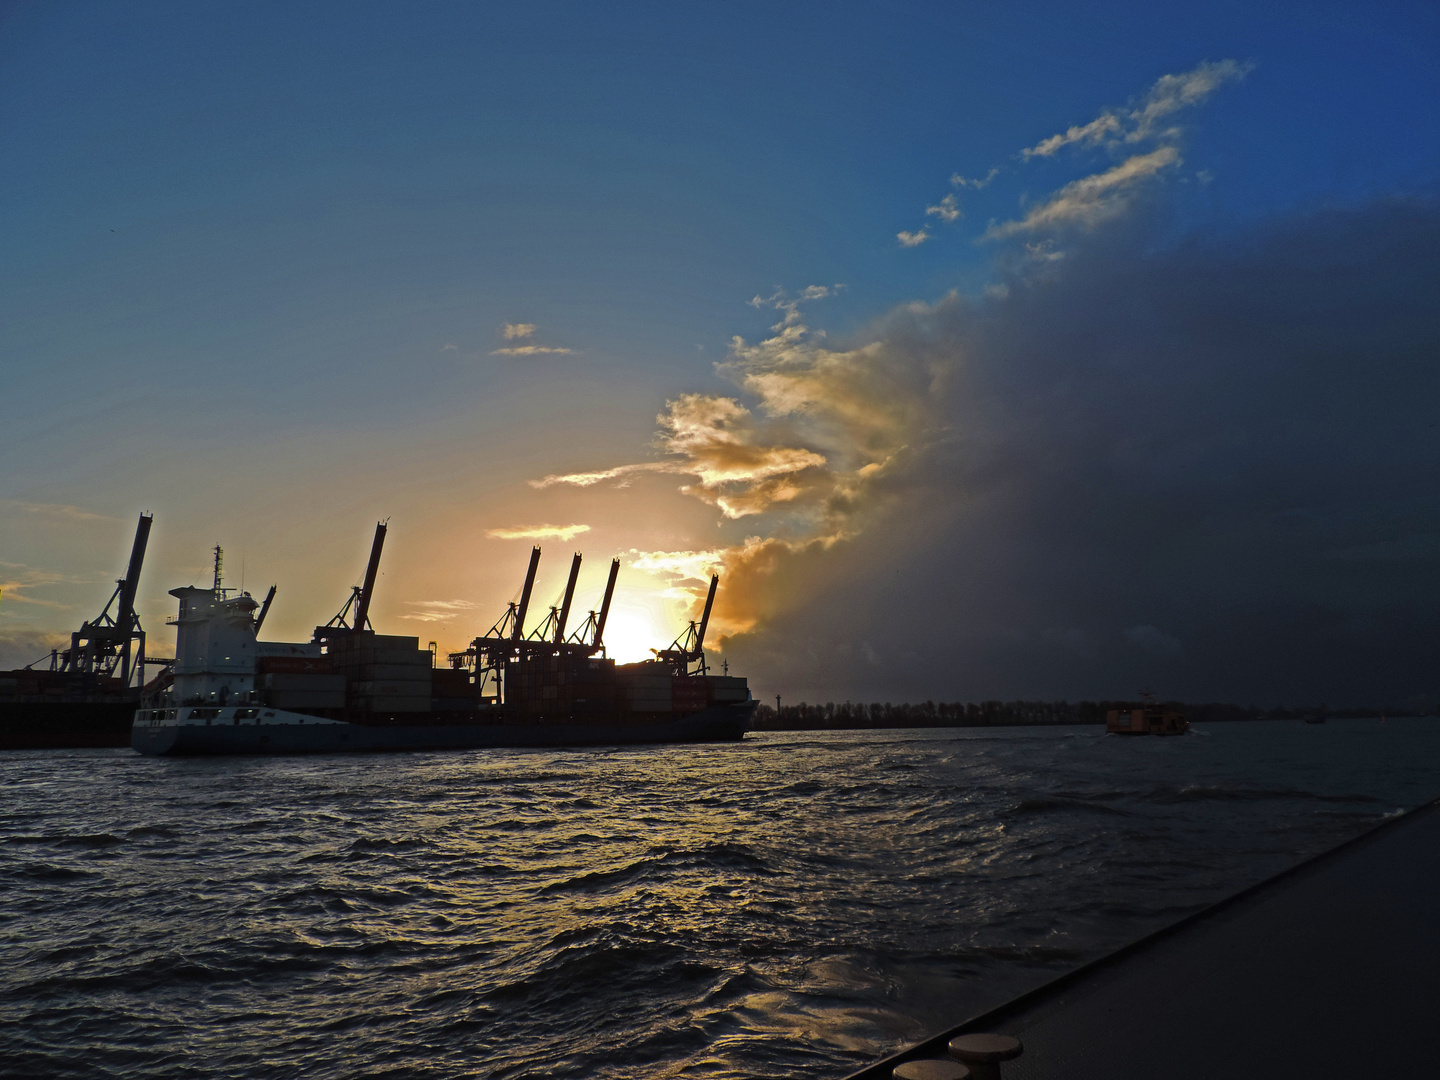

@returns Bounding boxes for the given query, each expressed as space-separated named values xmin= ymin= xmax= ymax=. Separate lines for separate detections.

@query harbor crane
xmin=655 ymin=573 xmax=718 ymax=677
xmin=322 ymin=521 xmax=388 ymax=634
xmin=451 ymin=548 xmax=621 ymax=702
xmin=50 ymin=513 xmax=152 ymax=688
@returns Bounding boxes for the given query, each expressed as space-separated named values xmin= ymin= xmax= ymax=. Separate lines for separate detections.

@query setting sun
xmin=599 ymin=597 xmax=670 ymax=664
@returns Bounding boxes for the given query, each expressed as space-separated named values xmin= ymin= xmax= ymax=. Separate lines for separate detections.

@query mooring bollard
xmin=947 ymin=1033 xmax=1023 ymax=1080
xmin=893 ymin=1058 xmax=971 ymax=1080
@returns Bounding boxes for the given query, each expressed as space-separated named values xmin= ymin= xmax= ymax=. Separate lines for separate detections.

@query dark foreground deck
xmin=845 ymin=796 xmax=1440 ymax=1080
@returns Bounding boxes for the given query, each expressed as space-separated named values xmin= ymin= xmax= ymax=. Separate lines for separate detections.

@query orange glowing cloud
xmin=536 ymin=288 xmax=946 ymax=641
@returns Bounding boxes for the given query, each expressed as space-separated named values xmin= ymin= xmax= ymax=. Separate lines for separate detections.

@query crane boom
xmin=512 ymin=546 xmax=542 ymax=641
xmin=593 ymin=559 xmax=620 ymax=649
xmin=352 ymin=522 xmax=387 ymax=632
xmin=254 ymin=585 xmax=277 ymax=635
xmin=693 ymin=574 xmax=718 ymax=657
xmin=115 ymin=514 xmax=152 ymax=633
xmin=554 ymin=553 xmax=582 ymax=644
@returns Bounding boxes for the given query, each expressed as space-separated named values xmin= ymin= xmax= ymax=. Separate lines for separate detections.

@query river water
xmin=3 ymin=719 xmax=1437 ymax=1079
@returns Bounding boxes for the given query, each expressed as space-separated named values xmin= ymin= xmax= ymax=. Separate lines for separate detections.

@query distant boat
xmin=1106 ymin=694 xmax=1188 ymax=736
xmin=1303 ymin=713 xmax=1326 ymax=725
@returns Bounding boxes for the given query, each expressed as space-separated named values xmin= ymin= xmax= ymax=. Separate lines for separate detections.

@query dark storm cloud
xmin=725 ymin=197 xmax=1440 ymax=707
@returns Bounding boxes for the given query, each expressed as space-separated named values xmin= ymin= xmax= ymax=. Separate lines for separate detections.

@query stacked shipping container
xmin=319 ymin=632 xmax=433 ymax=713
xmin=432 ymin=666 xmax=476 ymax=710
xmin=254 ymin=632 xmax=749 ymax=722
xmin=505 ymin=653 xmax=616 ymax=719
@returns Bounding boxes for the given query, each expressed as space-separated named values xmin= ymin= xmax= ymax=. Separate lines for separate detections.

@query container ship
xmin=132 ymin=523 xmax=754 ymax=755
xmin=1 ymin=514 xmax=166 ymax=749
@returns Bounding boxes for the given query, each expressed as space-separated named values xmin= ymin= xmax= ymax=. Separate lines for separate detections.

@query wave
xmin=1002 ymin=796 xmax=1130 ymax=818
xmin=481 ymin=817 xmax=559 ymax=832
xmin=1148 ymin=784 xmax=1383 ymax=805
xmin=8 ymin=862 xmax=100 ymax=882
xmin=124 ymin=824 xmax=178 ymax=839
xmin=11 ymin=832 xmax=128 ymax=848
xmin=5 ymin=722 xmax=1437 ymax=1080
xmin=482 ymin=939 xmax=723 ymax=1011
xmin=538 ymin=841 xmax=774 ymax=897
xmin=344 ymin=834 xmax=433 ymax=852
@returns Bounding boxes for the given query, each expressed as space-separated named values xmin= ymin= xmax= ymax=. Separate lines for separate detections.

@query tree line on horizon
xmin=750 ymin=699 xmax=1429 ymax=731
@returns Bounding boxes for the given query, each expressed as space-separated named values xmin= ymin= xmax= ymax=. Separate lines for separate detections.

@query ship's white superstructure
xmin=168 ymin=585 xmax=260 ymax=705
xmin=144 ymin=568 xmax=351 ymax=742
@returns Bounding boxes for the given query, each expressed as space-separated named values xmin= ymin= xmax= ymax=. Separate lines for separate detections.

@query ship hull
xmin=1 ymin=700 xmax=138 ymax=750
xmin=131 ymin=702 xmax=754 ymax=756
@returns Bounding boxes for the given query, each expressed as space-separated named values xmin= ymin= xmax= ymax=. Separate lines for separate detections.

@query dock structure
xmin=847 ymin=797 xmax=1440 ymax=1080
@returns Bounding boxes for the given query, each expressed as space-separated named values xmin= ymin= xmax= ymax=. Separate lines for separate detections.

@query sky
xmin=2 ymin=1 xmax=1438 ymax=707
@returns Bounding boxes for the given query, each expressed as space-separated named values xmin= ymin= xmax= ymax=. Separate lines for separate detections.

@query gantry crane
xmin=50 ymin=513 xmax=152 ymax=688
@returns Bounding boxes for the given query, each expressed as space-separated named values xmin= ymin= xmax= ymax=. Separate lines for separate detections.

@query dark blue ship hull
xmin=131 ymin=702 xmax=754 ymax=756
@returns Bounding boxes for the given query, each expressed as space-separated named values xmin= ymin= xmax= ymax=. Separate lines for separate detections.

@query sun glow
xmin=599 ymin=597 xmax=672 ymax=664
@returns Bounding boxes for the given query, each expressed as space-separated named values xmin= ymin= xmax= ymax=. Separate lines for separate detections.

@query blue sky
xmin=3 ymin=1 xmax=1438 ymax=704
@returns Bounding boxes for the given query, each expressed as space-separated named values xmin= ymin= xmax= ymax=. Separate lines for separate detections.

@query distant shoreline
xmin=751 ymin=701 xmax=1430 ymax=732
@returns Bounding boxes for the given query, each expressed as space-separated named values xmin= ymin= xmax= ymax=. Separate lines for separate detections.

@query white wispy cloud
xmin=950 ymin=168 xmax=999 ymax=189
xmin=902 ymin=59 xmax=1249 ymax=247
xmin=985 ymin=146 xmax=1181 ymax=238
xmin=486 ymin=523 xmax=593 ymax=541
xmin=926 ymin=194 xmax=961 ymax=223
xmin=750 ymin=285 xmax=844 ymax=330
xmin=627 ymin=547 xmax=728 ymax=583
xmin=531 ymin=462 xmax=674 ymax=489
xmin=400 ymin=598 xmax=480 ymax=623
xmin=0 ymin=499 xmax=116 ymax=522
xmin=0 ymin=564 xmax=89 ymax=609
xmin=1024 ymin=240 xmax=1066 ymax=264
xmin=1129 ymin=59 xmax=1253 ymax=139
xmin=532 ymin=395 xmax=830 ymax=520
xmin=1021 ymin=59 xmax=1252 ymax=158
xmin=0 ymin=587 xmax=71 ymax=610
xmin=1022 ymin=113 xmax=1125 ymax=160
xmin=440 ymin=343 xmax=458 ymax=351
xmin=492 ymin=323 xmax=576 ymax=355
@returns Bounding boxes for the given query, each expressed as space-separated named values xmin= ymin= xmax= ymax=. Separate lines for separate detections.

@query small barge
xmin=1106 ymin=697 xmax=1188 ymax=736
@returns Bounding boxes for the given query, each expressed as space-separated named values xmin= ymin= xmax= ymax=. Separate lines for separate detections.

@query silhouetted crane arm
xmin=352 ymin=522 xmax=387 ymax=632
xmin=254 ymin=585 xmax=277 ymax=635
xmin=593 ymin=559 xmax=620 ymax=649
xmin=692 ymin=574 xmax=718 ymax=658
xmin=115 ymin=514 xmax=152 ymax=632
xmin=554 ymin=553 xmax=582 ymax=643
xmin=512 ymin=546 xmax=542 ymax=641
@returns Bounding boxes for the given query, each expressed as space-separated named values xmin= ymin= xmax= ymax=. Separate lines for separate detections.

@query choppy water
xmin=3 ymin=720 xmax=1437 ymax=1079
